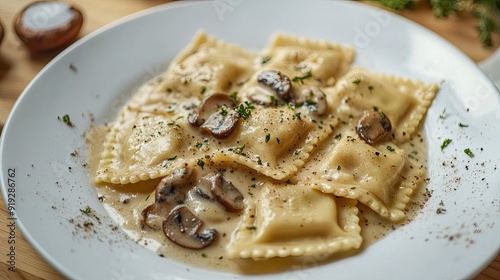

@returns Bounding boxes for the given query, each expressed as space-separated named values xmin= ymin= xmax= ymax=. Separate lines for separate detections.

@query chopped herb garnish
xmin=352 ymin=78 xmax=361 ymax=84
xmin=235 ymin=101 xmax=254 ymax=120
xmin=436 ymin=208 xmax=446 ymax=214
xmin=337 ymin=165 xmax=341 ymax=170
xmin=292 ymin=70 xmax=313 ymax=84
xmin=464 ymin=148 xmax=474 ymax=158
xmin=368 ymin=85 xmax=374 ymax=91
xmin=293 ymin=112 xmax=302 ymax=120
xmin=200 ymin=86 xmax=207 ymax=94
xmin=439 ymin=108 xmax=447 ymax=119
xmin=230 ymin=92 xmax=238 ymax=100
xmin=305 ymin=98 xmax=317 ymax=105
xmin=80 ymin=206 xmax=91 ymax=215
xmin=195 ymin=142 xmax=203 ymax=149
xmin=219 ymin=107 xmax=229 ymax=116
xmin=458 ymin=122 xmax=469 ymax=128
xmin=373 ymin=106 xmax=379 ymax=111
xmin=270 ymin=95 xmax=278 ymax=106
xmin=386 ymin=145 xmax=395 ymax=152
xmin=425 ymin=188 xmax=433 ymax=197
xmin=441 ymin=139 xmax=452 ymax=150
xmin=60 ymin=114 xmax=74 ymax=127
xmin=257 ymin=156 xmax=262 ymax=165
xmin=265 ymin=133 xmax=271 ymax=143
xmin=380 ymin=112 xmax=386 ymax=119
xmin=201 ymin=253 xmax=207 ymax=258
xmin=70 ymin=151 xmax=77 ymax=157
xmin=145 ymin=194 xmax=151 ymax=201
xmin=167 ymin=116 xmax=183 ymax=127
xmin=247 ymin=226 xmax=257 ymax=230
xmin=334 ymin=133 xmax=342 ymax=140
xmin=197 ymin=159 xmax=205 ymax=169
xmin=233 ymin=145 xmax=245 ymax=154
xmin=167 ymin=88 xmax=173 ymax=93
xmin=261 ymin=56 xmax=271 ymax=65
xmin=294 ymin=150 xmax=301 ymax=155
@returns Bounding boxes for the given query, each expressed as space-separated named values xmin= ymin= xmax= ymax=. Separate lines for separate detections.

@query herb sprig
xmin=372 ymin=0 xmax=500 ymax=47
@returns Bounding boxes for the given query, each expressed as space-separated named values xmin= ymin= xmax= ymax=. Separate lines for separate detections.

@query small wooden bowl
xmin=14 ymin=1 xmax=83 ymax=53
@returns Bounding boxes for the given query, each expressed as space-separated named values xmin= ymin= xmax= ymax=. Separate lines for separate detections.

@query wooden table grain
xmin=0 ymin=0 xmax=498 ymax=279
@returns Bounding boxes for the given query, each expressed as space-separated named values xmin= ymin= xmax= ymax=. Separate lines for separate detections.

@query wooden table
xmin=0 ymin=0 xmax=498 ymax=279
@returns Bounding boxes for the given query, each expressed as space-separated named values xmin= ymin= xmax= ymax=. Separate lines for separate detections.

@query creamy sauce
xmin=86 ymin=116 xmax=429 ymax=274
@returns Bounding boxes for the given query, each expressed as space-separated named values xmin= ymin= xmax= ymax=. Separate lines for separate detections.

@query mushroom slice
xmin=141 ymin=167 xmax=194 ymax=229
xmin=293 ymin=87 xmax=328 ymax=115
xmin=209 ymin=173 xmax=244 ymax=212
xmin=188 ymin=93 xmax=236 ymax=126
xmin=200 ymin=109 xmax=239 ymax=138
xmin=163 ymin=205 xmax=217 ymax=249
xmin=188 ymin=93 xmax=239 ymax=139
xmin=193 ymin=174 xmax=215 ymax=201
xmin=356 ymin=110 xmax=392 ymax=144
xmin=257 ymin=69 xmax=292 ymax=101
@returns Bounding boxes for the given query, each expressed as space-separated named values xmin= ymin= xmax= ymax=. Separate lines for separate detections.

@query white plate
xmin=1 ymin=1 xmax=499 ymax=279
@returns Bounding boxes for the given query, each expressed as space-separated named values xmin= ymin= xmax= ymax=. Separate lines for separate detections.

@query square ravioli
xmin=155 ymin=31 xmax=257 ymax=99
xmin=308 ymin=134 xmax=424 ymax=222
xmin=325 ymin=68 xmax=438 ymax=143
xmin=226 ymin=182 xmax=362 ymax=259
xmin=212 ymin=107 xmax=336 ymax=180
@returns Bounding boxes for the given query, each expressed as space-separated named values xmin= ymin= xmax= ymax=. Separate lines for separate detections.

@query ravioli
xmin=212 ymin=107 xmax=336 ymax=180
xmin=325 ymin=68 xmax=438 ymax=143
xmin=155 ymin=31 xmax=257 ymax=99
xmin=226 ymin=183 xmax=362 ymax=259
xmin=94 ymin=109 xmax=192 ymax=184
xmin=307 ymin=135 xmax=423 ymax=222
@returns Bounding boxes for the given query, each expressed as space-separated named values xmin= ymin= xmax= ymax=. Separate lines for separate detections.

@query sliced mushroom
xmin=141 ymin=167 xmax=194 ymax=229
xmin=188 ymin=93 xmax=236 ymax=126
xmin=356 ymin=110 xmax=392 ymax=144
xmin=193 ymin=174 xmax=215 ymax=201
xmin=200 ymin=109 xmax=239 ymax=138
xmin=163 ymin=205 xmax=217 ymax=249
xmin=188 ymin=93 xmax=239 ymax=138
xmin=209 ymin=173 xmax=244 ymax=212
xmin=257 ymin=69 xmax=292 ymax=101
xmin=293 ymin=87 xmax=328 ymax=115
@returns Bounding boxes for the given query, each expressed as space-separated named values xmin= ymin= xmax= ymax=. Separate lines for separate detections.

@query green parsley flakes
xmin=292 ymin=70 xmax=313 ymax=84
xmin=80 ymin=206 xmax=91 ymax=215
xmin=464 ymin=148 xmax=474 ymax=158
xmin=235 ymin=102 xmax=254 ymax=120
xmin=233 ymin=145 xmax=245 ymax=154
xmin=59 ymin=114 xmax=74 ymax=127
xmin=440 ymin=139 xmax=452 ymax=150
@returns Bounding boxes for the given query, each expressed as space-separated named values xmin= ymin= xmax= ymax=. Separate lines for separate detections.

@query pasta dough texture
xmin=90 ymin=31 xmax=438 ymax=268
